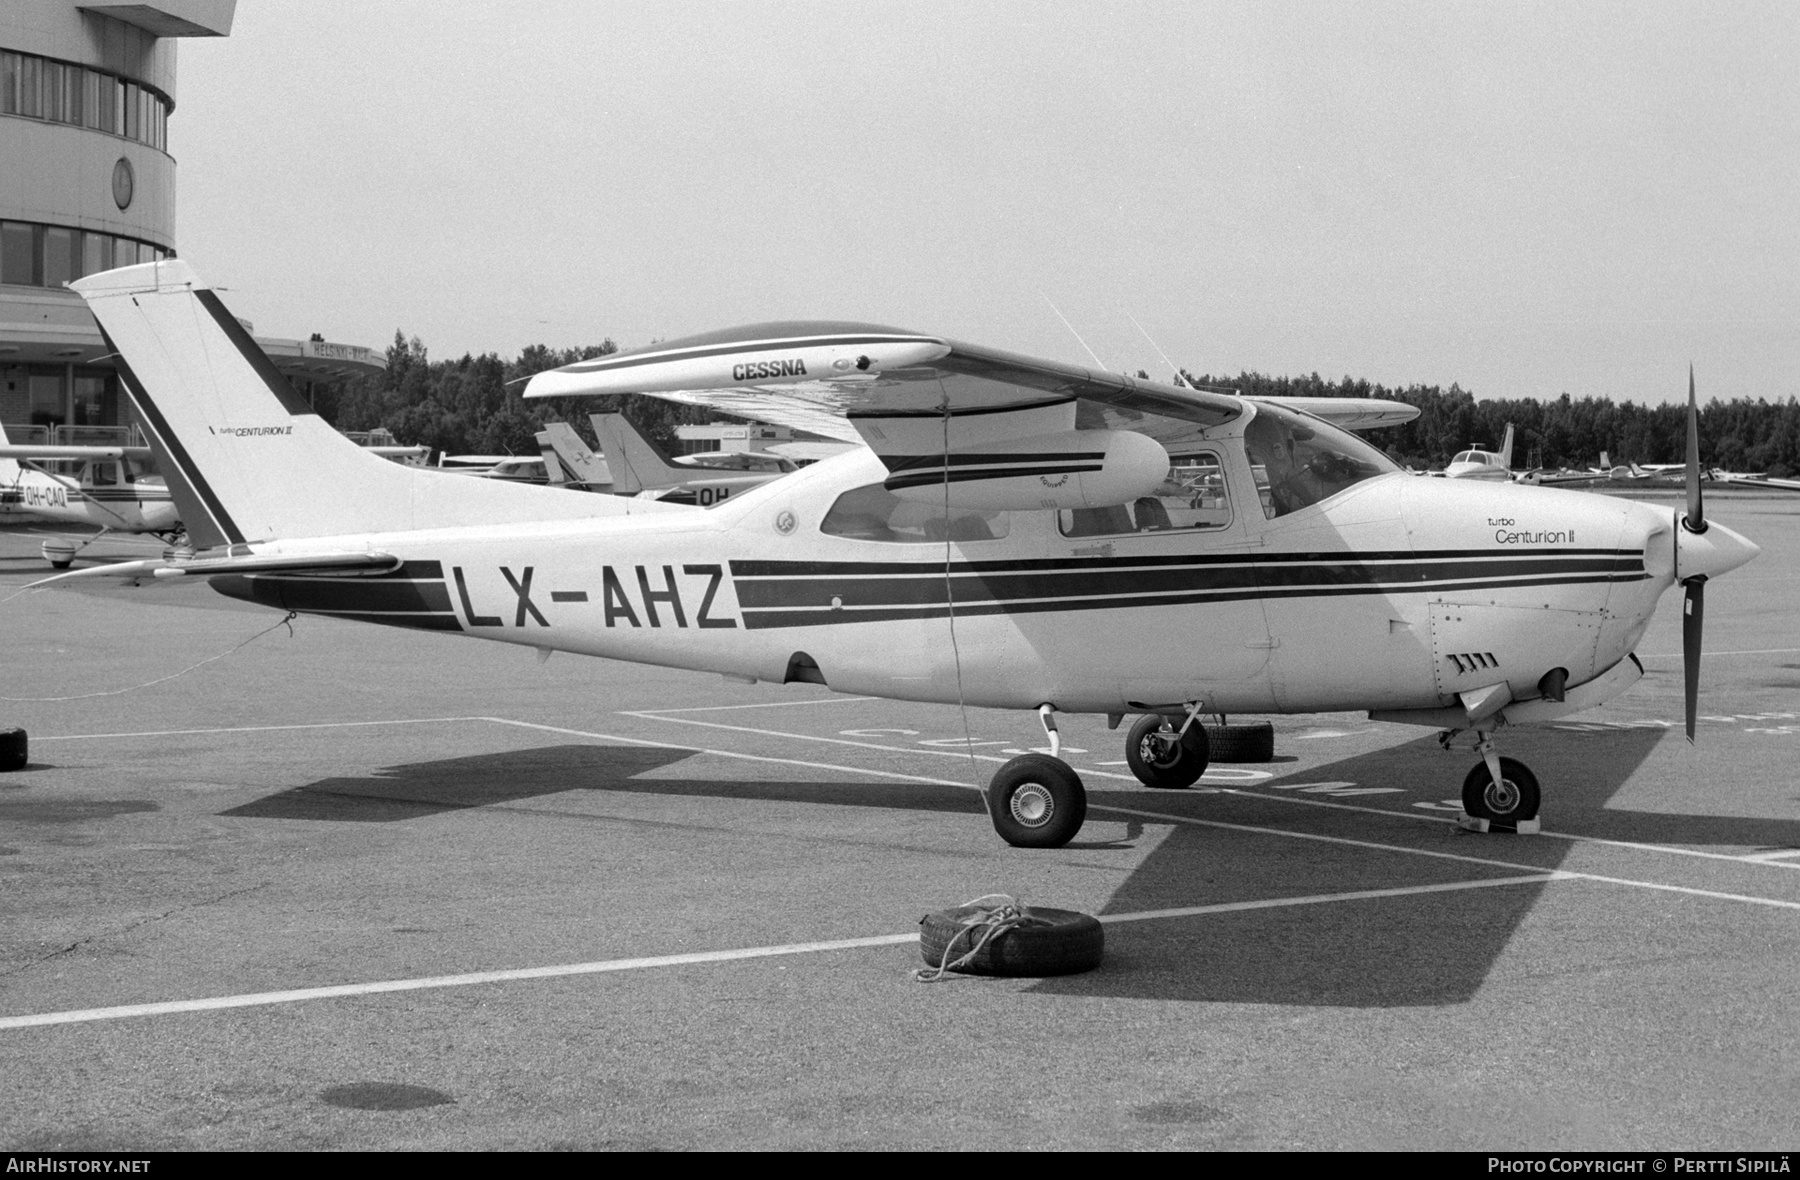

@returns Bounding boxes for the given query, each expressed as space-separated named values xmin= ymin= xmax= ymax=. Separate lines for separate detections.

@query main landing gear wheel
xmin=988 ymin=754 xmax=1087 ymax=848
xmin=1461 ymin=757 xmax=1541 ymax=825
xmin=1125 ymin=715 xmax=1209 ymax=789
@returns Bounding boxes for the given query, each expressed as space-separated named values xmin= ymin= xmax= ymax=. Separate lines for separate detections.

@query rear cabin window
xmin=820 ymin=483 xmax=1009 ymax=543
xmin=1058 ymin=453 xmax=1230 ymax=538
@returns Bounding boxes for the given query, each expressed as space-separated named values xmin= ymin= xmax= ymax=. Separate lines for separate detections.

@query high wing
xmin=1246 ymin=396 xmax=1419 ymax=431
xmin=523 ymin=321 xmax=1417 ymax=453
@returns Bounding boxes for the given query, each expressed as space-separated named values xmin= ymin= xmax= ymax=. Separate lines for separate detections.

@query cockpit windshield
xmin=1241 ymin=402 xmax=1399 ymax=518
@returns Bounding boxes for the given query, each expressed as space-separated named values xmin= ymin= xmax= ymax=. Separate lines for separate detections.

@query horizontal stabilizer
xmin=0 ymin=445 xmax=155 ymax=462
xmin=26 ymin=551 xmax=401 ymax=590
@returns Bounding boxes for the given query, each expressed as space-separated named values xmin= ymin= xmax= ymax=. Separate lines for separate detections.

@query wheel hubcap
xmin=1142 ymin=732 xmax=1180 ymax=769
xmin=1010 ymin=783 xmax=1055 ymax=827
xmin=1484 ymin=777 xmax=1520 ymax=814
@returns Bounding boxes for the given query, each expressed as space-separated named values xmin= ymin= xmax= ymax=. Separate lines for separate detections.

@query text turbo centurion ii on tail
xmin=59 ymin=261 xmax=1758 ymax=849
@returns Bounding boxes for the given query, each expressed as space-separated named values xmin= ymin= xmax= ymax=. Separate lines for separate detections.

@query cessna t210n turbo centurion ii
xmin=56 ymin=261 xmax=1759 ymax=849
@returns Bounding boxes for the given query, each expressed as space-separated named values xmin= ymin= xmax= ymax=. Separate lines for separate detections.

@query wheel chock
xmin=1456 ymin=812 xmax=1541 ymax=835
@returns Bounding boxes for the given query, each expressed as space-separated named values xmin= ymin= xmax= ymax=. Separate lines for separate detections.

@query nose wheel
xmin=1454 ymin=726 xmax=1542 ymax=827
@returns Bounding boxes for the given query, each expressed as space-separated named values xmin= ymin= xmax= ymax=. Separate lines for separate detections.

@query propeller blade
xmin=1685 ymin=365 xmax=1705 ymax=533
xmin=1683 ymin=577 xmax=1704 ymax=743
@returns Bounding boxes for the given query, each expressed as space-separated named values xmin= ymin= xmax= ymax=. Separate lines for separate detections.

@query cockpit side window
xmin=90 ymin=462 xmax=118 ymax=486
xmin=1242 ymin=402 xmax=1398 ymax=519
xmin=1057 ymin=452 xmax=1231 ymax=537
xmin=820 ymin=483 xmax=1009 ymax=543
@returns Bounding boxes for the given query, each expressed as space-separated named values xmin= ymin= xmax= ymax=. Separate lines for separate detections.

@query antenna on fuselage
xmin=1124 ymin=309 xmax=1195 ymax=389
xmin=1041 ymin=294 xmax=1109 ymax=371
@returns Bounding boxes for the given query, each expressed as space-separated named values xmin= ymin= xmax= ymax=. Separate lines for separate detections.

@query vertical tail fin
xmin=588 ymin=412 xmax=689 ymax=495
xmin=72 ymin=262 xmax=671 ymax=545
xmin=540 ymin=421 xmax=613 ymax=487
xmin=533 ymin=431 xmax=567 ymax=485
xmin=1498 ymin=423 xmax=1514 ymax=470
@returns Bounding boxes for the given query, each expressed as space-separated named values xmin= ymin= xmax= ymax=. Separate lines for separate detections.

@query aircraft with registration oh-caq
xmin=0 ymin=420 xmax=182 ymax=565
xmin=42 ymin=260 xmax=1760 ymax=849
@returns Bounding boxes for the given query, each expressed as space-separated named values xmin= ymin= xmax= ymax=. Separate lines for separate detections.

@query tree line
xmin=308 ymin=331 xmax=1799 ymax=478
xmin=312 ymin=332 xmax=715 ymax=457
xmin=1181 ymin=370 xmax=1800 ymax=477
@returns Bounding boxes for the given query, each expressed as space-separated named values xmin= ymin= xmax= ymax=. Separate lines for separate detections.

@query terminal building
xmin=0 ymin=0 xmax=380 ymax=448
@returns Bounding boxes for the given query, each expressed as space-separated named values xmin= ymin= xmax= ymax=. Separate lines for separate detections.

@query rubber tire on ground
xmin=1124 ymin=714 xmax=1210 ymax=789
xmin=987 ymin=754 xmax=1086 ymax=848
xmin=1461 ymin=756 xmax=1541 ymax=824
xmin=0 ymin=728 xmax=26 ymax=773
xmin=1203 ymin=721 xmax=1276 ymax=763
xmin=918 ymin=904 xmax=1104 ymax=977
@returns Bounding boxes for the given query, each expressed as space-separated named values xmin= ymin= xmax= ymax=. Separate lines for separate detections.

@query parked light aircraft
xmin=52 ymin=261 xmax=1760 ymax=849
xmin=1443 ymin=424 xmax=1514 ymax=481
xmin=0 ymin=420 xmax=181 ymax=565
xmin=539 ymin=413 xmax=790 ymax=506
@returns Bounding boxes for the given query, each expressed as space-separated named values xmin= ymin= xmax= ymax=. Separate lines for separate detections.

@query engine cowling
xmin=884 ymin=429 xmax=1171 ymax=511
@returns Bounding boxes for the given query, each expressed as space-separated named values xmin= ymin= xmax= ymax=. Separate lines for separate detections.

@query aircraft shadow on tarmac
xmin=221 ymin=729 xmax=1800 ymax=1009
xmin=219 ymin=743 xmax=982 ymax=823
xmin=1036 ymin=724 xmax=1800 ymax=1007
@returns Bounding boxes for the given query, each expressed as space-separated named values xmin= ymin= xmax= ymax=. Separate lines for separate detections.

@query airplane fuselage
xmin=0 ymin=466 xmax=178 ymax=533
xmin=212 ymin=447 xmax=1680 ymax=719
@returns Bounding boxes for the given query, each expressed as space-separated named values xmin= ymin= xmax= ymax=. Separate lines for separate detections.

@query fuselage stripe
xmin=736 ymin=572 xmax=1647 ymax=629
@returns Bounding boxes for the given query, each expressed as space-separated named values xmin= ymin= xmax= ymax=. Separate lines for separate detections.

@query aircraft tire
xmin=1203 ymin=721 xmax=1276 ymax=763
xmin=0 ymin=728 xmax=26 ymax=773
xmin=988 ymin=754 xmax=1086 ymax=848
xmin=1124 ymin=714 xmax=1209 ymax=788
xmin=918 ymin=904 xmax=1103 ymax=977
xmin=1461 ymin=757 xmax=1541 ymax=825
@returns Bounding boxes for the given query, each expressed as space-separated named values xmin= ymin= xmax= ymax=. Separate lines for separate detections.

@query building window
xmin=82 ymin=231 xmax=112 ymax=276
xmin=1 ymin=222 xmax=38 ymax=286
xmin=18 ymin=55 xmax=41 ymax=118
xmin=42 ymin=226 xmax=76 ymax=288
xmin=63 ymin=61 xmax=83 ymax=126
xmin=82 ymin=67 xmax=100 ymax=129
xmin=0 ymin=220 xmax=171 ymax=289
xmin=0 ymin=50 xmax=170 ymax=150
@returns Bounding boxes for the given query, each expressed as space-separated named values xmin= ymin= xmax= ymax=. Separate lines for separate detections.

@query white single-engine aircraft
xmin=53 ymin=261 xmax=1760 ymax=849
xmin=1443 ymin=424 xmax=1514 ymax=481
xmin=0 ymin=420 xmax=182 ymax=565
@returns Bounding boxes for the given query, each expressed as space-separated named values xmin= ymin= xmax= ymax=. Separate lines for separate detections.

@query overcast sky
xmin=172 ymin=1 xmax=1797 ymax=407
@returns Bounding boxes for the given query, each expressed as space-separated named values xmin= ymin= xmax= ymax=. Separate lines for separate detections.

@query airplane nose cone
xmin=1677 ymin=519 xmax=1760 ymax=583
